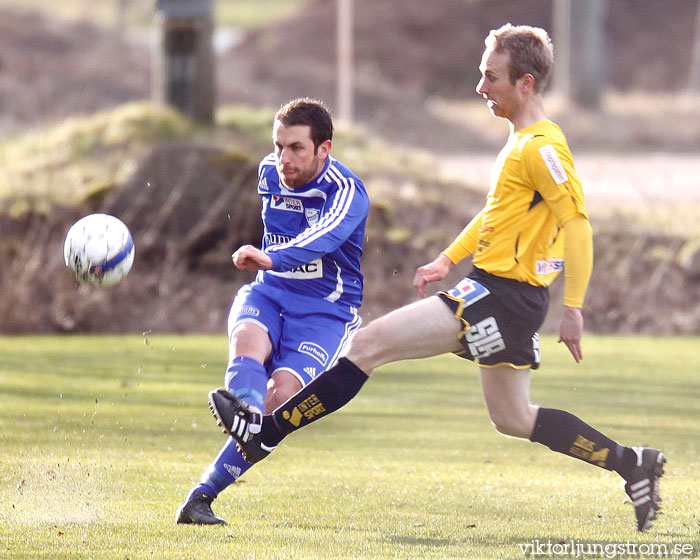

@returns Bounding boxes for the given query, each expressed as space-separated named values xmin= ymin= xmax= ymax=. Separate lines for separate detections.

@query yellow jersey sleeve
xmin=442 ymin=207 xmax=485 ymax=264
xmin=520 ymin=130 xmax=591 ymax=303
xmin=521 ymin=135 xmax=588 ymax=226
xmin=562 ymin=216 xmax=593 ymax=307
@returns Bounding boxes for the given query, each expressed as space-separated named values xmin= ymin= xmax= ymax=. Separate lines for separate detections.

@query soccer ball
xmin=63 ymin=213 xmax=135 ymax=286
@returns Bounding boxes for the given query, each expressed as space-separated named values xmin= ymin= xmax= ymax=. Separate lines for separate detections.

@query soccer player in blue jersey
xmin=209 ymin=26 xmax=665 ymax=533
xmin=176 ymin=98 xmax=369 ymax=524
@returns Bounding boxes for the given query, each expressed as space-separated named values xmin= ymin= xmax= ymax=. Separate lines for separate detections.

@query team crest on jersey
xmin=305 ymin=208 xmax=320 ymax=226
xmin=272 ymin=195 xmax=303 ymax=213
xmin=447 ymin=278 xmax=490 ymax=307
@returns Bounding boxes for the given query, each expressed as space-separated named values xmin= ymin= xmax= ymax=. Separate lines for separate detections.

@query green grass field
xmin=0 ymin=334 xmax=698 ymax=559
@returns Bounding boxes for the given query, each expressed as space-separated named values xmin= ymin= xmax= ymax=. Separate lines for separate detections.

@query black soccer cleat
xmin=623 ymin=447 xmax=666 ymax=532
xmin=175 ymin=491 xmax=227 ymax=525
xmin=208 ymin=388 xmax=275 ymax=464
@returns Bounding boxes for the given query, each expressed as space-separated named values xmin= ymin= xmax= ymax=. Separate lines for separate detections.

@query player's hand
xmin=232 ymin=245 xmax=273 ymax=271
xmin=413 ymin=254 xmax=454 ymax=298
xmin=558 ymin=306 xmax=584 ymax=363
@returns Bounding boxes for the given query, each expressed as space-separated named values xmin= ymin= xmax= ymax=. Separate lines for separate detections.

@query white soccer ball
xmin=63 ymin=213 xmax=135 ymax=287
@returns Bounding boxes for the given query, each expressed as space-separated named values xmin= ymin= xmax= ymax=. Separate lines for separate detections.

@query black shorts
xmin=437 ymin=267 xmax=549 ymax=370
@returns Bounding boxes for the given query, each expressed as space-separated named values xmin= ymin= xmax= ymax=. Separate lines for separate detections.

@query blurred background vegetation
xmin=0 ymin=0 xmax=310 ymax=28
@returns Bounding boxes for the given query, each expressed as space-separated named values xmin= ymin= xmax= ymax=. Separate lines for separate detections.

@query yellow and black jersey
xmin=444 ymin=120 xmax=590 ymax=305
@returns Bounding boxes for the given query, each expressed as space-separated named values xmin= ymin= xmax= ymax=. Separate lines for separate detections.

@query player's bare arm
xmin=412 ymin=253 xmax=454 ymax=298
xmin=232 ymin=245 xmax=273 ymax=271
xmin=558 ymin=305 xmax=584 ymax=363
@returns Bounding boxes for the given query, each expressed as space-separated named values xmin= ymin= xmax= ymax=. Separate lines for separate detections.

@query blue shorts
xmin=227 ymin=282 xmax=362 ymax=386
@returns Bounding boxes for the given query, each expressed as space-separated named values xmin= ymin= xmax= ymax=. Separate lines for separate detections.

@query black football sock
xmin=530 ymin=407 xmax=634 ymax=478
xmin=259 ymin=357 xmax=369 ymax=447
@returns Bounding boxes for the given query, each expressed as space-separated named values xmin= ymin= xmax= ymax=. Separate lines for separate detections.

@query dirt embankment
xmin=2 ymin=141 xmax=700 ymax=336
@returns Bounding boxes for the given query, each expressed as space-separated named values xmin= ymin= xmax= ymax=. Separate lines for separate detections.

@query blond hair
xmin=485 ymin=24 xmax=554 ymax=92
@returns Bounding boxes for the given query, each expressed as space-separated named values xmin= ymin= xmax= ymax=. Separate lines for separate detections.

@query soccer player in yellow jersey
xmin=209 ymin=24 xmax=665 ymax=532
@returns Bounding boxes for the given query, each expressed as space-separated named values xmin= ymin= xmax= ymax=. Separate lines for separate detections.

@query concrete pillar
xmin=553 ymin=0 xmax=607 ymax=108
xmin=152 ymin=0 xmax=216 ymax=123
xmin=336 ymin=0 xmax=354 ymax=123
xmin=689 ymin=1 xmax=700 ymax=93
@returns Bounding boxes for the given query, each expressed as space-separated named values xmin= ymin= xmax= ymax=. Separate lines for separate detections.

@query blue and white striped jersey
xmin=255 ymin=153 xmax=369 ymax=307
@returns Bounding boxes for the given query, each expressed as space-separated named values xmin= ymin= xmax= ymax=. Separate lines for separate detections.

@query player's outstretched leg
xmin=209 ymin=388 xmax=274 ymax=463
xmin=210 ymin=357 xmax=369 ymax=463
xmin=624 ymin=447 xmax=666 ymax=532
xmin=175 ymin=490 xmax=227 ymax=525
xmin=530 ymin=407 xmax=666 ymax=532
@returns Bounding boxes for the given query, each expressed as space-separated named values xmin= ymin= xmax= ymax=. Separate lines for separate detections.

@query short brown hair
xmin=485 ymin=24 xmax=554 ymax=92
xmin=274 ymin=98 xmax=334 ymax=150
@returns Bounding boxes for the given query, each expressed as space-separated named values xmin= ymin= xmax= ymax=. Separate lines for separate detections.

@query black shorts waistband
xmin=470 ymin=267 xmax=549 ymax=295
